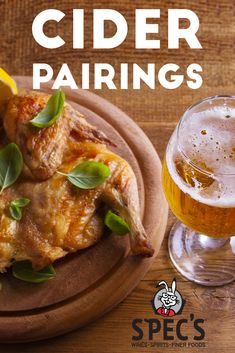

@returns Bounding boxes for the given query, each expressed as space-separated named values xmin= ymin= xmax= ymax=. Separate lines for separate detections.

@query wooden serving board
xmin=0 ymin=77 xmax=168 ymax=342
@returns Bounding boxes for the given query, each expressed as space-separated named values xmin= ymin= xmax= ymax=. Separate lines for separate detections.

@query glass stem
xmin=197 ymin=234 xmax=228 ymax=250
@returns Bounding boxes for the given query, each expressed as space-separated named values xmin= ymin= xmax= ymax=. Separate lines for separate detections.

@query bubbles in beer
xmin=167 ymin=102 xmax=235 ymax=207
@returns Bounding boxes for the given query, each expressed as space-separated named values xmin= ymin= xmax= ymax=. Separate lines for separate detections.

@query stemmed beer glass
xmin=162 ymin=96 xmax=235 ymax=286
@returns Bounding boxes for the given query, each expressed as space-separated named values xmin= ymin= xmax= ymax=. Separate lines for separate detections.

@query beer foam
xmin=167 ymin=106 xmax=235 ymax=208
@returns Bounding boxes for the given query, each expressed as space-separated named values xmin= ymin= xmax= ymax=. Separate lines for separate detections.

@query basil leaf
xmin=104 ymin=210 xmax=130 ymax=236
xmin=12 ymin=261 xmax=55 ymax=283
xmin=11 ymin=198 xmax=30 ymax=208
xmin=9 ymin=198 xmax=30 ymax=221
xmin=0 ymin=143 xmax=23 ymax=192
xmin=59 ymin=161 xmax=110 ymax=189
xmin=30 ymin=89 xmax=65 ymax=128
xmin=9 ymin=205 xmax=22 ymax=221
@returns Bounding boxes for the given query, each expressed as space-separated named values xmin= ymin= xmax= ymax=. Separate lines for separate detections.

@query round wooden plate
xmin=0 ymin=77 xmax=168 ymax=342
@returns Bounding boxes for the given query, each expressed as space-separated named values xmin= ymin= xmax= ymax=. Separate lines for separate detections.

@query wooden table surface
xmin=0 ymin=0 xmax=235 ymax=352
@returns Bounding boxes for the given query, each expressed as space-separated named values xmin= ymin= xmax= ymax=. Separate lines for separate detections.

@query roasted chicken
xmin=0 ymin=91 xmax=153 ymax=272
xmin=3 ymin=91 xmax=112 ymax=180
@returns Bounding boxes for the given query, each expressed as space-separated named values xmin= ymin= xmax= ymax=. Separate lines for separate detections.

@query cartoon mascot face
xmin=152 ymin=278 xmax=184 ymax=317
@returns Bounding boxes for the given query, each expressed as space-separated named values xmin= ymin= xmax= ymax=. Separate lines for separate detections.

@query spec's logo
xmin=131 ymin=277 xmax=206 ymax=348
xmin=152 ymin=278 xmax=185 ymax=317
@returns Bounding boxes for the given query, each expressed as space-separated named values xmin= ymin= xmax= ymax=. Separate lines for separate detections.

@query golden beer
xmin=163 ymin=100 xmax=235 ymax=238
xmin=163 ymin=159 xmax=235 ymax=237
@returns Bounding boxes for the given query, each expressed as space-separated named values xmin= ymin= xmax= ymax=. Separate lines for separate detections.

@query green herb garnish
xmin=104 ymin=210 xmax=130 ymax=236
xmin=11 ymin=198 xmax=30 ymax=208
xmin=12 ymin=261 xmax=55 ymax=283
xmin=0 ymin=143 xmax=23 ymax=193
xmin=30 ymin=89 xmax=65 ymax=128
xmin=9 ymin=205 xmax=22 ymax=221
xmin=59 ymin=161 xmax=110 ymax=189
xmin=9 ymin=198 xmax=30 ymax=221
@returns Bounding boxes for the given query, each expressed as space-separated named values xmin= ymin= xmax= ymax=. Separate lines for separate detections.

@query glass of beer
xmin=163 ymin=96 xmax=235 ymax=286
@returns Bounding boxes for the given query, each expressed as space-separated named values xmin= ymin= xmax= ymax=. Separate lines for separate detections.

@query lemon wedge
xmin=0 ymin=68 xmax=18 ymax=105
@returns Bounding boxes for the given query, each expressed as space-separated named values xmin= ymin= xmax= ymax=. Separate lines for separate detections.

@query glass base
xmin=168 ymin=221 xmax=235 ymax=286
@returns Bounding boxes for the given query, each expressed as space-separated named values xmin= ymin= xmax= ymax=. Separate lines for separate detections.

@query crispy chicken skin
xmin=0 ymin=91 xmax=154 ymax=272
xmin=3 ymin=91 xmax=113 ymax=180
